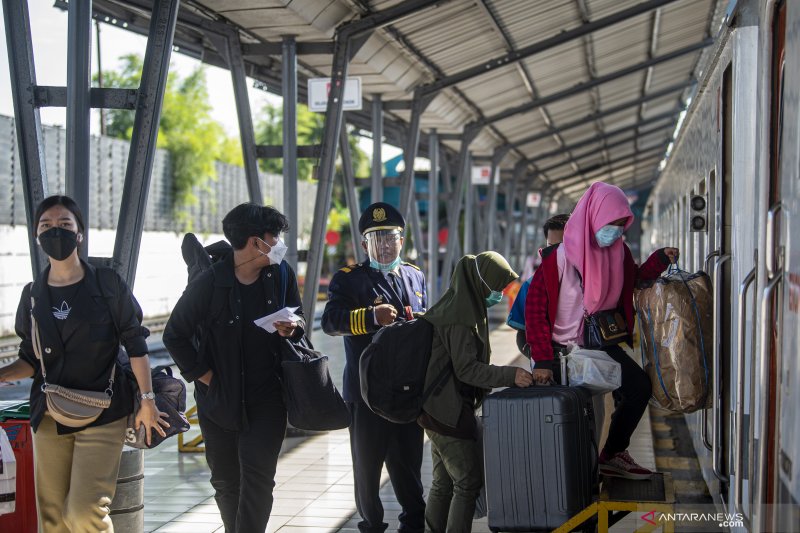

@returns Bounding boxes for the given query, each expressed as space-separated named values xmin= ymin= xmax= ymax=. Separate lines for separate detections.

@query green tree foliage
xmin=97 ymin=54 xmax=242 ymax=223
xmin=254 ymin=102 xmax=370 ymax=180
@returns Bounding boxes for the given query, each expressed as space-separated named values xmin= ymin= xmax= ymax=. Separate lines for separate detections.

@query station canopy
xmin=91 ymin=0 xmax=728 ymax=199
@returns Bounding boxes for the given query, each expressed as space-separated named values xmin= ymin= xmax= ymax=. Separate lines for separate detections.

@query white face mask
xmin=257 ymin=237 xmax=288 ymax=265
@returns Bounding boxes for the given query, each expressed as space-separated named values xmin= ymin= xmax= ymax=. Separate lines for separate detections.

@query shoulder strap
xmin=203 ymin=267 xmax=227 ymax=329
xmin=279 ymin=261 xmax=289 ymax=308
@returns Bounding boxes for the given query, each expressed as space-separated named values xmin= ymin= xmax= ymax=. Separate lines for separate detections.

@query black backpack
xmin=359 ymin=317 xmax=450 ymax=424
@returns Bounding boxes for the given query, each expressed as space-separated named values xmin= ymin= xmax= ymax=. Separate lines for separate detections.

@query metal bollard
xmin=110 ymin=447 xmax=144 ymax=532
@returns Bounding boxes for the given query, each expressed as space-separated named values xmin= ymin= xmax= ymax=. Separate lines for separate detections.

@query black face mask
xmin=38 ymin=227 xmax=79 ymax=261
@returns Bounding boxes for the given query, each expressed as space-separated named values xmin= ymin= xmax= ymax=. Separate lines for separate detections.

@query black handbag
xmin=583 ymin=309 xmax=628 ymax=349
xmin=279 ymin=336 xmax=351 ymax=431
xmin=125 ymin=365 xmax=191 ymax=449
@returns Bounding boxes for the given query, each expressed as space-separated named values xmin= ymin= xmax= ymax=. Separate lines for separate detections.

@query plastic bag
xmin=0 ymin=427 xmax=16 ymax=516
xmin=566 ymin=346 xmax=622 ymax=395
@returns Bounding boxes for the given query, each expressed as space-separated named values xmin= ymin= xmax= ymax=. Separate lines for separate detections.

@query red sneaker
xmin=599 ymin=450 xmax=654 ymax=480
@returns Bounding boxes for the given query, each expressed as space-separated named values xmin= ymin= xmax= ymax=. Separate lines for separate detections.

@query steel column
xmin=427 ymin=129 xmax=439 ymax=302
xmin=303 ymin=36 xmax=352 ymax=336
xmin=3 ymin=0 xmax=49 ymax=275
xmin=304 ymin=0 xmax=448 ymax=330
xmin=487 ymin=146 xmax=510 ymax=250
xmin=399 ymin=88 xmax=433 ymax=223
xmin=112 ymin=0 xmax=179 ymax=286
xmin=66 ymin=0 xmax=92 ymax=258
xmin=504 ymin=161 xmax=526 ymax=261
xmin=212 ymin=29 xmax=262 ymax=203
xmin=441 ymin=124 xmax=481 ymax=282
xmin=282 ymin=36 xmax=298 ymax=271
xmin=339 ymin=125 xmax=363 ymax=263
xmin=463 ymin=152 xmax=473 ymax=256
xmin=371 ymin=94 xmax=383 ymax=203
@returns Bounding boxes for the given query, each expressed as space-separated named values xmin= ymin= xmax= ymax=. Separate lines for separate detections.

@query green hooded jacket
xmin=421 ymin=251 xmax=519 ymax=429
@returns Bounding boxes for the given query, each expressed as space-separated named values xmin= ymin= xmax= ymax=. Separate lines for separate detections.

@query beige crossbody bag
xmin=30 ymin=297 xmax=114 ymax=428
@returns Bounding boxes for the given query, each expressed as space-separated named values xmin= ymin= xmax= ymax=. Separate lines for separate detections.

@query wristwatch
xmin=140 ymin=391 xmax=156 ymax=401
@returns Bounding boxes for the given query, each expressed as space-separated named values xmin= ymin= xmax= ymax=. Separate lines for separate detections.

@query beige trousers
xmin=32 ymin=414 xmax=127 ymax=533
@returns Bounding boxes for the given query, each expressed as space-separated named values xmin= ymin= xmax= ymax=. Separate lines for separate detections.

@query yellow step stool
xmin=553 ymin=473 xmax=676 ymax=532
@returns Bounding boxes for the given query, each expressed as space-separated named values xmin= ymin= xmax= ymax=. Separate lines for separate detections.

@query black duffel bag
xmin=279 ymin=337 xmax=350 ymax=431
xmin=125 ymin=365 xmax=191 ymax=449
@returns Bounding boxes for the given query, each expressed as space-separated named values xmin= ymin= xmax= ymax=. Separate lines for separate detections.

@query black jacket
xmin=321 ymin=261 xmax=427 ymax=402
xmin=162 ymin=255 xmax=305 ymax=431
xmin=15 ymin=261 xmax=149 ymax=434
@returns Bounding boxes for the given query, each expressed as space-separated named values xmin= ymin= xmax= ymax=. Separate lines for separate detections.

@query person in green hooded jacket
xmin=418 ymin=251 xmax=533 ymax=532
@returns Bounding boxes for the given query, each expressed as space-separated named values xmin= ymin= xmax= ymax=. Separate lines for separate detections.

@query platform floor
xmin=143 ymin=316 xmax=657 ymax=533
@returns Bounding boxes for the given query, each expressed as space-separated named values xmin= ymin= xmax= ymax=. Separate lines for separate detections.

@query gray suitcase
xmin=482 ymin=385 xmax=597 ymax=531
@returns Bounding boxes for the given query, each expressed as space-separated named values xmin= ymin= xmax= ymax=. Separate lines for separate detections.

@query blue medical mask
xmin=595 ymin=225 xmax=624 ymax=247
xmin=370 ymin=256 xmax=402 ymax=272
xmin=475 ymin=259 xmax=504 ymax=308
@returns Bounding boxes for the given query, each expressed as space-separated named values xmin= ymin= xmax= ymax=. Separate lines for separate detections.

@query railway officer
xmin=322 ymin=202 xmax=427 ymax=533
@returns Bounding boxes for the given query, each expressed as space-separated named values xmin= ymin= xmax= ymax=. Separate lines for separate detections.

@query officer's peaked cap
xmin=359 ymin=202 xmax=405 ymax=235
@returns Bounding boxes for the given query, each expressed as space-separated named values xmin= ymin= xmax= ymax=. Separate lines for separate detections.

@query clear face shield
xmin=364 ymin=229 xmax=404 ymax=271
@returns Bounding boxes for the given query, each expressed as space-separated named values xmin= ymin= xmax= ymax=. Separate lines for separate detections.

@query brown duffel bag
xmin=634 ymin=266 xmax=713 ymax=413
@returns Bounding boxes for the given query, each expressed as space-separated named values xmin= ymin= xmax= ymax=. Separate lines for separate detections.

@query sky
xmin=0 ymin=0 xmax=403 ymax=160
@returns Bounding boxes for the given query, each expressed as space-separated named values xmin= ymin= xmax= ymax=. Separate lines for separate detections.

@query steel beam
xmin=282 ymin=36 xmax=298 ymax=271
xmin=33 ymin=86 xmax=139 ymax=109
xmin=537 ymin=124 xmax=674 ymax=176
xmin=339 ymin=125 xmax=363 ymax=263
xmin=241 ymin=41 xmax=334 ymax=56
xmin=441 ymin=124 xmax=481 ymax=282
xmin=427 ymin=129 xmax=439 ymax=302
xmin=256 ymin=145 xmax=321 ymax=158
xmin=529 ymin=110 xmax=676 ymax=164
xmin=507 ymin=82 xmax=687 ymax=151
xmin=66 ymin=0 xmax=92 ymax=259
xmin=486 ymin=146 xmax=510 ymax=250
xmin=478 ymin=39 xmax=712 ymax=128
xmin=371 ymin=95 xmax=383 ymax=203
xmin=112 ymin=0 xmax=178 ymax=287
xmin=420 ymin=0 xmax=682 ymax=95
xmin=3 ymin=0 xmax=49 ymax=275
xmin=553 ymin=145 xmax=667 ymax=192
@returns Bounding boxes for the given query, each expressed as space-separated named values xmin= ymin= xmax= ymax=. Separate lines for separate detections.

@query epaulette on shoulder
xmin=339 ymin=263 xmax=362 ymax=274
xmin=402 ymin=261 xmax=421 ymax=271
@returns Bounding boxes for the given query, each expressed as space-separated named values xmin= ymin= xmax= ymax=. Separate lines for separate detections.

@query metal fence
xmin=0 ymin=114 xmax=316 ymax=237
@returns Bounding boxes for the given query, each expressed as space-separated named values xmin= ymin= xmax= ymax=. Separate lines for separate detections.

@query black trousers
xmin=550 ymin=344 xmax=651 ymax=455
xmin=349 ymin=400 xmax=426 ymax=533
xmin=198 ymin=396 xmax=287 ymax=533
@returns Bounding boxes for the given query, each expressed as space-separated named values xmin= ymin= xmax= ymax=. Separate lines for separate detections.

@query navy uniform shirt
xmin=322 ymin=260 xmax=427 ymax=402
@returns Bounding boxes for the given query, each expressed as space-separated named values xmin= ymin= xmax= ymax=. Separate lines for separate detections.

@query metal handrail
xmin=753 ymin=273 xmax=783 ymax=533
xmin=712 ymin=254 xmax=731 ymax=482
xmin=701 ymin=249 xmax=721 ymax=451
xmin=733 ymin=266 xmax=756 ymax=515
xmin=765 ymin=203 xmax=782 ymax=279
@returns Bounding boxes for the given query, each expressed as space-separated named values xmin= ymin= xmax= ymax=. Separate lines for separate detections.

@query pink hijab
xmin=563 ymin=182 xmax=634 ymax=314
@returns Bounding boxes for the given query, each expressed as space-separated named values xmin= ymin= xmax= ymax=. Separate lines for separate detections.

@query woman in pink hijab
xmin=524 ymin=182 xmax=678 ymax=480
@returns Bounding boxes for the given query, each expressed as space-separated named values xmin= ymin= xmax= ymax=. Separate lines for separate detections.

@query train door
xmin=774 ymin=0 xmax=800 ymax=530
xmin=755 ymin=2 xmax=790 ymax=531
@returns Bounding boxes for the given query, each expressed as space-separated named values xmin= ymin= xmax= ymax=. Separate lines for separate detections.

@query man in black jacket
xmin=163 ymin=203 xmax=304 ymax=533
